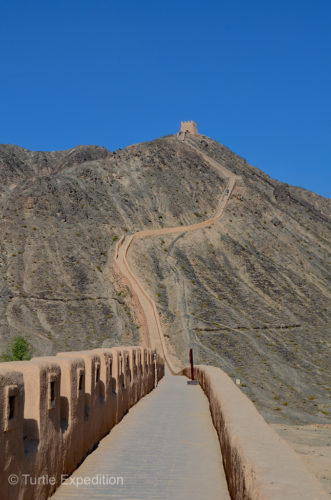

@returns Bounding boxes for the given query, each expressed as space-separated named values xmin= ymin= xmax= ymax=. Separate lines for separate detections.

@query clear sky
xmin=1 ymin=0 xmax=330 ymax=197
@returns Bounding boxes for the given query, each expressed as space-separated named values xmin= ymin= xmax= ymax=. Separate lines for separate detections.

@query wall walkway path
xmin=52 ymin=372 xmax=230 ymax=499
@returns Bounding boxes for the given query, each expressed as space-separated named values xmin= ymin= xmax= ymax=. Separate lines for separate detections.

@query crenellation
xmin=177 ymin=120 xmax=199 ymax=139
xmin=0 ymin=347 xmax=165 ymax=500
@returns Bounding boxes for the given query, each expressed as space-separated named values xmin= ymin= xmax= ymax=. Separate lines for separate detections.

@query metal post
xmin=187 ymin=348 xmax=199 ymax=385
xmin=189 ymin=348 xmax=194 ymax=381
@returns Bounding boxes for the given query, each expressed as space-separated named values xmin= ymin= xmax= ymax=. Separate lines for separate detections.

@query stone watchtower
xmin=177 ymin=120 xmax=199 ymax=140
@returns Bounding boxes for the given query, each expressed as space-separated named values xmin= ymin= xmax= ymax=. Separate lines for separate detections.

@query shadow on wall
xmin=0 ymin=347 xmax=165 ymax=500
xmin=23 ymin=418 xmax=39 ymax=455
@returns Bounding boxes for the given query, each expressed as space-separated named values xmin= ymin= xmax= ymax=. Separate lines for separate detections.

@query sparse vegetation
xmin=0 ymin=336 xmax=33 ymax=361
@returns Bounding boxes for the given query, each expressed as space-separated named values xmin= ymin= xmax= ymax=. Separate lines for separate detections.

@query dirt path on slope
xmin=113 ymin=140 xmax=237 ymax=373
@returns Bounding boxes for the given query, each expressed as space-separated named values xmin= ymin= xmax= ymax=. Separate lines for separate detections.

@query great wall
xmin=0 ymin=122 xmax=327 ymax=499
xmin=0 ymin=347 xmax=164 ymax=499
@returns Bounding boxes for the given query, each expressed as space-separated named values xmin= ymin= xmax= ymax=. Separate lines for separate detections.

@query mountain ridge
xmin=0 ymin=134 xmax=330 ymax=426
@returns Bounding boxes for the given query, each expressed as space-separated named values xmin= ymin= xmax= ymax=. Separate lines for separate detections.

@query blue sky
xmin=0 ymin=0 xmax=330 ymax=196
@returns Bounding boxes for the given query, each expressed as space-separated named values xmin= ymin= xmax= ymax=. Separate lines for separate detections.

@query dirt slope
xmin=0 ymin=135 xmax=330 ymax=426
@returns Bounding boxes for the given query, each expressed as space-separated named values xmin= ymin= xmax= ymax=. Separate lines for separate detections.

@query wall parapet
xmin=0 ymin=346 xmax=164 ymax=500
xmin=182 ymin=365 xmax=327 ymax=499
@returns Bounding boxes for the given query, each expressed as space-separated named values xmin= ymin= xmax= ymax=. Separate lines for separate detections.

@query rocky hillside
xmin=0 ymin=135 xmax=330 ymax=425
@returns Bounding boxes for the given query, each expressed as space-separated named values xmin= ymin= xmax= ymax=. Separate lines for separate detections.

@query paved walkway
xmin=53 ymin=374 xmax=230 ymax=499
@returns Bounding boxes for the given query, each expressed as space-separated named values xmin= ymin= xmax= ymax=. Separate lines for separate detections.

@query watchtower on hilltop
xmin=177 ymin=120 xmax=199 ymax=140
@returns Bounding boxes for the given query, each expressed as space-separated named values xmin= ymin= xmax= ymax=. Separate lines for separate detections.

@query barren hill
xmin=0 ymin=135 xmax=330 ymax=426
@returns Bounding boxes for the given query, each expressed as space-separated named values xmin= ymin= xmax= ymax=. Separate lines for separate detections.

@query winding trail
xmin=114 ymin=139 xmax=237 ymax=372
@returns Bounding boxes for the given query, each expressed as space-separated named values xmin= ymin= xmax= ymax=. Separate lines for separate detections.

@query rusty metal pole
xmin=189 ymin=348 xmax=194 ymax=381
xmin=187 ymin=348 xmax=199 ymax=385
